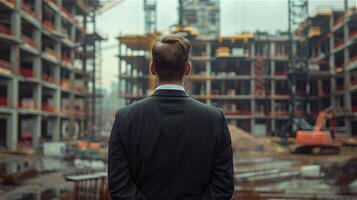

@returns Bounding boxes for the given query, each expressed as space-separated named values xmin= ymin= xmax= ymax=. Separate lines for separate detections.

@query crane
xmin=97 ymin=0 xmax=125 ymax=14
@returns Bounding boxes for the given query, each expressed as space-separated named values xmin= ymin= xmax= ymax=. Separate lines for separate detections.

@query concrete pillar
xmin=329 ymin=15 xmax=336 ymax=107
xmin=317 ymin=79 xmax=323 ymax=111
xmin=52 ymin=117 xmax=60 ymax=141
xmin=205 ymin=43 xmax=211 ymax=105
xmin=271 ymin=119 xmax=276 ymax=132
xmin=54 ymin=3 xmax=61 ymax=32
xmin=34 ymin=56 xmax=41 ymax=79
xmin=250 ymin=118 xmax=255 ymax=134
xmin=54 ymin=65 xmax=60 ymax=85
xmin=271 ymin=60 xmax=275 ymax=76
xmin=35 ymin=83 xmax=41 ymax=110
xmin=270 ymin=42 xmax=275 ymax=57
xmin=12 ymin=0 xmax=21 ymax=39
xmin=343 ymin=21 xmax=351 ymax=126
xmin=7 ymin=111 xmax=18 ymax=151
xmin=8 ymin=77 xmax=18 ymax=149
xmin=35 ymin=0 xmax=42 ymax=21
xmin=11 ymin=4 xmax=20 ymax=74
xmin=33 ymin=115 xmax=41 ymax=148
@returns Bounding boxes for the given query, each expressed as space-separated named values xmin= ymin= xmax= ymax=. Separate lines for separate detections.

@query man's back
xmin=108 ymin=89 xmax=234 ymax=200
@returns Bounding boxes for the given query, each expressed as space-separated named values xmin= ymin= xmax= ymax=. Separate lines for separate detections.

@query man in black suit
xmin=108 ymin=34 xmax=234 ymax=200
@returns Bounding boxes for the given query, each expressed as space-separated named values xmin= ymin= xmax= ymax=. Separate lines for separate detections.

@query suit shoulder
xmin=188 ymin=97 xmax=223 ymax=116
xmin=115 ymin=96 xmax=153 ymax=116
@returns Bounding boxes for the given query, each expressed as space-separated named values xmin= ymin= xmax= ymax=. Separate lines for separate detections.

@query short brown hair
xmin=151 ymin=34 xmax=191 ymax=82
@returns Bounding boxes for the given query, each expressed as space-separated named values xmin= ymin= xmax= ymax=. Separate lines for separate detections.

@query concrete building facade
xmin=0 ymin=0 xmax=97 ymax=150
xmin=181 ymin=0 xmax=220 ymax=39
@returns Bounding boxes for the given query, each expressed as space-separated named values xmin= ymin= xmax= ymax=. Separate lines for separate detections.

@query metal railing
xmin=65 ymin=172 xmax=109 ymax=200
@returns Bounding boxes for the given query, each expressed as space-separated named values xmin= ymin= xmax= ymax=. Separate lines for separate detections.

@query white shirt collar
xmin=155 ymin=84 xmax=185 ymax=91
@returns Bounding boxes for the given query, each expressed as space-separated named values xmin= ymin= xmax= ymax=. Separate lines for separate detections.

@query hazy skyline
xmin=97 ymin=0 xmax=356 ymax=91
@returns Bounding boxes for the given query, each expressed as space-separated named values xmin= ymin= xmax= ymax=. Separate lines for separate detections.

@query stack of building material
xmin=229 ymin=125 xmax=272 ymax=153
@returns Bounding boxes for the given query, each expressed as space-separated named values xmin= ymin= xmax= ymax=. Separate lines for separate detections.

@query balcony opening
xmin=191 ymin=44 xmax=207 ymax=57
xmin=296 ymin=100 xmax=308 ymax=117
xmin=61 ymin=46 xmax=73 ymax=66
xmin=273 ymin=100 xmax=288 ymax=116
xmin=18 ymin=82 xmax=36 ymax=110
xmin=238 ymin=60 xmax=251 ymax=75
xmin=275 ymin=80 xmax=288 ymax=95
xmin=321 ymin=97 xmax=331 ymax=110
xmin=21 ymin=0 xmax=37 ymax=19
xmin=74 ymin=97 xmax=84 ymax=117
xmin=228 ymin=80 xmax=250 ymax=95
xmin=274 ymin=61 xmax=288 ymax=76
xmin=41 ymin=117 xmax=54 ymax=143
xmin=0 ymin=118 xmax=6 ymax=148
xmin=0 ymin=79 xmax=9 ymax=107
xmin=348 ymin=42 xmax=357 ymax=64
xmin=256 ymin=99 xmax=270 ymax=116
xmin=275 ymin=119 xmax=289 ymax=135
xmin=43 ymin=4 xmax=56 ymax=31
xmin=351 ymin=92 xmax=357 ymax=113
xmin=0 ymin=44 xmax=11 ymax=73
xmin=0 ymin=9 xmax=12 ymax=36
xmin=191 ymin=61 xmax=206 ymax=75
xmin=192 ymin=82 xmax=205 ymax=95
xmin=348 ymin=16 xmax=357 ymax=39
xmin=310 ymin=100 xmax=319 ymax=116
xmin=19 ymin=50 xmax=35 ymax=78
xmin=351 ymin=70 xmax=357 ymax=88
xmin=42 ymin=60 xmax=55 ymax=83
xmin=42 ymin=87 xmax=56 ymax=113
xmin=74 ymin=74 xmax=85 ymax=93
xmin=352 ymin=121 xmax=357 ymax=136
xmin=334 ymin=50 xmax=344 ymax=72
xmin=255 ymin=42 xmax=270 ymax=58
xmin=60 ymin=68 xmax=71 ymax=89
xmin=61 ymin=3 xmax=75 ymax=21
xmin=74 ymin=49 xmax=83 ymax=70
xmin=309 ymin=79 xmax=318 ymax=96
xmin=42 ymin=34 xmax=57 ymax=60
xmin=296 ymin=81 xmax=307 ymax=96
xmin=275 ymin=41 xmax=288 ymax=57
xmin=264 ymin=81 xmax=271 ymax=96
xmin=333 ymin=29 xmax=344 ymax=49
xmin=336 ymin=77 xmax=344 ymax=91
xmin=21 ymin=19 xmax=36 ymax=48
xmin=333 ymin=12 xmax=344 ymax=27
xmin=18 ymin=115 xmax=34 ymax=148
xmin=321 ymin=78 xmax=331 ymax=95
xmin=61 ymin=19 xmax=72 ymax=41
xmin=236 ymin=100 xmax=251 ymax=115
xmin=318 ymin=61 xmax=330 ymax=71
xmin=335 ymin=95 xmax=344 ymax=114
xmin=61 ymin=92 xmax=71 ymax=114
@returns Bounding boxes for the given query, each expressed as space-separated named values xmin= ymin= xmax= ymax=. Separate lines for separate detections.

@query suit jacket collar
xmin=152 ymin=89 xmax=188 ymax=97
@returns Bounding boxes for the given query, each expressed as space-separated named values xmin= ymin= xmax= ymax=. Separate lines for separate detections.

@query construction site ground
xmin=0 ymin=125 xmax=356 ymax=200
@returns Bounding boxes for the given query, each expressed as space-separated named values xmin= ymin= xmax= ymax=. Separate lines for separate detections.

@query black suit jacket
xmin=108 ymin=89 xmax=234 ymax=200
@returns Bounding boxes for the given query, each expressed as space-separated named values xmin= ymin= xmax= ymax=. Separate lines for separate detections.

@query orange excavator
xmin=294 ymin=106 xmax=341 ymax=154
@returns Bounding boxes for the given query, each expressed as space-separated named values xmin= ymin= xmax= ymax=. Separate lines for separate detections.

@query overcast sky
xmin=97 ymin=0 xmax=357 ymax=91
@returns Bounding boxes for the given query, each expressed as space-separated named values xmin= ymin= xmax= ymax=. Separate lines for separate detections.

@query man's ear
xmin=184 ymin=61 xmax=191 ymax=76
xmin=150 ymin=61 xmax=157 ymax=75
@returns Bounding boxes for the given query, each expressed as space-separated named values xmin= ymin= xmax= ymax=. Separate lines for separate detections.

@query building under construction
xmin=0 ymin=0 xmax=103 ymax=151
xmin=118 ymin=7 xmax=357 ymax=137
xmin=181 ymin=0 xmax=220 ymax=39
